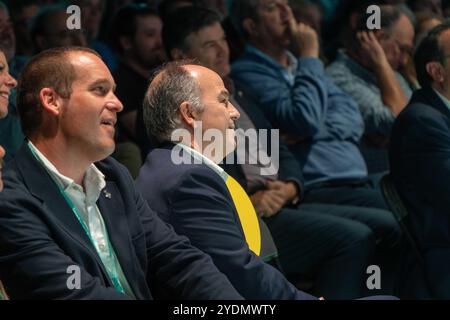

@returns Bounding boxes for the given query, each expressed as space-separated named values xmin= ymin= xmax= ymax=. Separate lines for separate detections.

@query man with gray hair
xmin=327 ymin=4 xmax=414 ymax=173
xmin=136 ymin=61 xmax=317 ymax=300
xmin=160 ymin=5 xmax=392 ymax=299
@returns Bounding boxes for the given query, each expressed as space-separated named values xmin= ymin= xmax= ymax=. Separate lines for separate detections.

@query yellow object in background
xmin=225 ymin=175 xmax=261 ymax=256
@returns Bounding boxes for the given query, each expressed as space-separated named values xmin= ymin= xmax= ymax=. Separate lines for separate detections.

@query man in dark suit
xmin=0 ymin=47 xmax=242 ymax=300
xmin=390 ymin=21 xmax=450 ymax=298
xmin=154 ymin=5 xmax=401 ymax=299
xmin=136 ymin=61 xmax=316 ymax=300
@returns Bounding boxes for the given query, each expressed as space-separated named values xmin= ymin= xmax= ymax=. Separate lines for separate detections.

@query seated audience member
xmin=390 ymin=21 xmax=450 ymax=298
xmin=229 ymin=0 xmax=394 ymax=211
xmin=31 ymin=5 xmax=87 ymax=53
xmin=326 ymin=5 xmax=414 ymax=174
xmin=110 ymin=4 xmax=167 ymax=170
xmin=7 ymin=0 xmax=40 ymax=58
xmin=71 ymin=0 xmax=117 ymax=71
xmin=229 ymin=0 xmax=403 ymax=293
xmin=401 ymin=11 xmax=443 ymax=90
xmin=136 ymin=61 xmax=317 ymax=300
xmin=0 ymin=47 xmax=243 ymax=300
xmin=161 ymin=5 xmax=399 ymax=299
xmin=0 ymin=1 xmax=26 ymax=161
xmin=0 ymin=48 xmax=17 ymax=300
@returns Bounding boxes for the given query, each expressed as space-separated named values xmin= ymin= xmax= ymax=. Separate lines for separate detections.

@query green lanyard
xmin=27 ymin=144 xmax=126 ymax=294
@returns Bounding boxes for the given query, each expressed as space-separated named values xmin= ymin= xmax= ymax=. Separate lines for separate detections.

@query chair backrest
xmin=259 ymin=218 xmax=279 ymax=263
xmin=380 ymin=174 xmax=424 ymax=265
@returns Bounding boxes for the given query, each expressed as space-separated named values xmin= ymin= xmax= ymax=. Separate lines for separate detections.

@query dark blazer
xmin=221 ymin=79 xmax=305 ymax=197
xmin=136 ymin=144 xmax=315 ymax=300
xmin=390 ymin=87 xmax=450 ymax=297
xmin=0 ymin=144 xmax=242 ymax=300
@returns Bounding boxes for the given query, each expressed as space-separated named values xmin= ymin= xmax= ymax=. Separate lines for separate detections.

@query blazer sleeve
xmin=399 ymin=109 xmax=450 ymax=217
xmin=0 ymin=184 xmax=131 ymax=300
xmin=165 ymin=165 xmax=315 ymax=300
xmin=134 ymin=180 xmax=243 ymax=300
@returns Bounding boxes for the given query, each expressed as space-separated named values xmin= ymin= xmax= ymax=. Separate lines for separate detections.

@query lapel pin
xmin=103 ymin=190 xmax=112 ymax=199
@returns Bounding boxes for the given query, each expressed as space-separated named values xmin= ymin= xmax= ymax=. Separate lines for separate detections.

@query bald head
xmin=145 ymin=61 xmax=238 ymax=161
xmin=144 ymin=62 xmax=204 ymax=143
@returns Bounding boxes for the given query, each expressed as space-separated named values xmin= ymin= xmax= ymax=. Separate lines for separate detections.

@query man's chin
xmin=95 ymin=142 xmax=116 ymax=161
xmin=225 ymin=139 xmax=237 ymax=156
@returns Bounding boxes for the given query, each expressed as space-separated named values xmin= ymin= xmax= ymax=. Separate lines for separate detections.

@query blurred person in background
xmin=0 ymin=1 xmax=26 ymax=161
xmin=109 ymin=4 xmax=167 ymax=176
xmin=0 ymin=48 xmax=18 ymax=300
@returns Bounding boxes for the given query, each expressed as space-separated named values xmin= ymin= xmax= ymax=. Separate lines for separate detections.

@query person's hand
xmin=356 ymin=31 xmax=389 ymax=71
xmin=266 ymin=180 xmax=299 ymax=205
xmin=286 ymin=6 xmax=319 ymax=58
xmin=250 ymin=189 xmax=285 ymax=218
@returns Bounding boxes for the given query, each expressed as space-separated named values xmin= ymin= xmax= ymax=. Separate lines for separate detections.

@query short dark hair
xmin=415 ymin=20 xmax=450 ymax=88
xmin=162 ymin=6 xmax=223 ymax=58
xmin=109 ymin=4 xmax=159 ymax=55
xmin=143 ymin=61 xmax=203 ymax=143
xmin=229 ymin=0 xmax=260 ymax=40
xmin=17 ymin=46 xmax=100 ymax=137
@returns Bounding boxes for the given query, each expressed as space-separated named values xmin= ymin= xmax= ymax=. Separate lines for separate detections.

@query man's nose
xmin=229 ymin=102 xmax=240 ymax=120
xmin=108 ymin=94 xmax=124 ymax=113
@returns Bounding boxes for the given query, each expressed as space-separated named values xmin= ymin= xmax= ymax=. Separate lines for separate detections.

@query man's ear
xmin=242 ymin=18 xmax=257 ymax=37
xmin=39 ymin=88 xmax=62 ymax=116
xmin=178 ymin=101 xmax=198 ymax=128
xmin=426 ymin=61 xmax=445 ymax=83
xmin=170 ymin=48 xmax=187 ymax=61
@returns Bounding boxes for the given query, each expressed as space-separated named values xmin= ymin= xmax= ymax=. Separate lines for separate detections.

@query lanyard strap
xmin=27 ymin=144 xmax=126 ymax=294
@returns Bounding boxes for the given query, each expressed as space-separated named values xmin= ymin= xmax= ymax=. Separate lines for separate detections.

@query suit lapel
xmin=97 ymin=181 xmax=145 ymax=298
xmin=16 ymin=144 xmax=97 ymax=253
